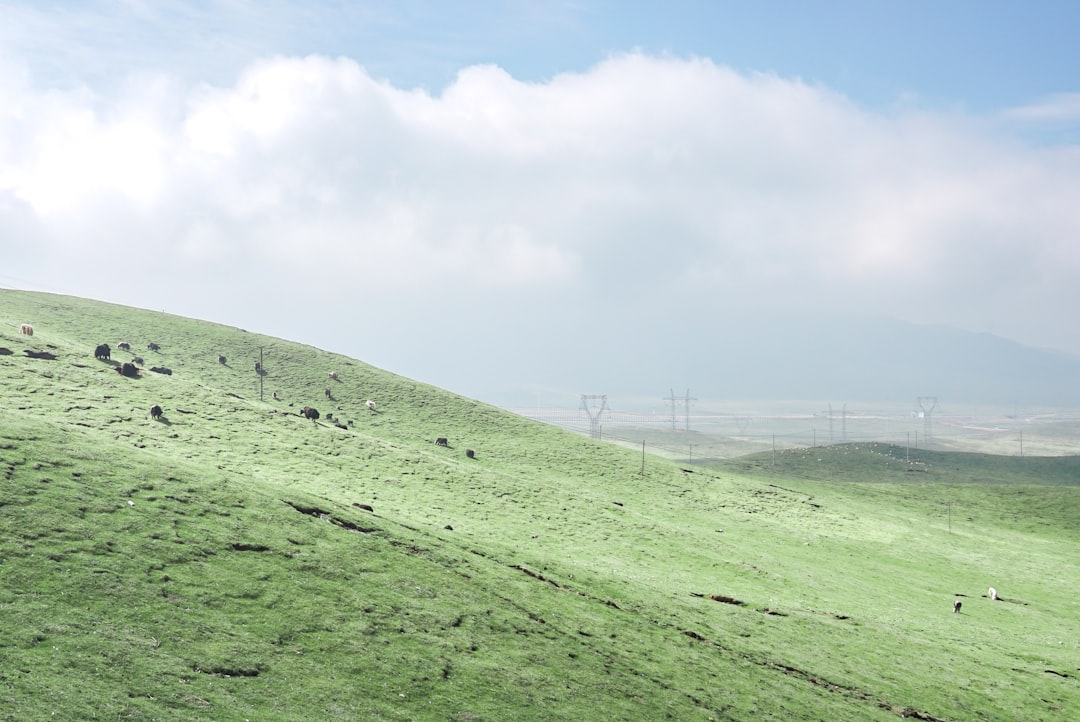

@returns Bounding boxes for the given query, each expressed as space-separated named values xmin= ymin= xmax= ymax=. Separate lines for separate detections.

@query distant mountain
xmin=681 ymin=315 xmax=1080 ymax=407
xmin=466 ymin=314 xmax=1080 ymax=409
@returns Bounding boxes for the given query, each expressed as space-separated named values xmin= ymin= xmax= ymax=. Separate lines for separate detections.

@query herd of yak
xmin=85 ymin=336 xmax=470 ymax=456
xmin=11 ymin=322 xmax=473 ymax=456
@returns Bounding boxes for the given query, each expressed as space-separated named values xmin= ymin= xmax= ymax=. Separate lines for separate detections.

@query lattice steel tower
xmin=580 ymin=395 xmax=608 ymax=439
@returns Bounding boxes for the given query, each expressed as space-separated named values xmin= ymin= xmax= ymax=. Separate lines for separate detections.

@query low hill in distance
xmin=2 ymin=289 xmax=1078 ymax=721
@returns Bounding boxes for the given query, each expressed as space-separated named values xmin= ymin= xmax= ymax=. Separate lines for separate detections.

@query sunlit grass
xmin=1 ymin=289 xmax=1078 ymax=721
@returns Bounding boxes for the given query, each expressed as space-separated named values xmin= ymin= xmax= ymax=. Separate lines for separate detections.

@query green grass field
xmin=2 ymin=289 xmax=1078 ymax=721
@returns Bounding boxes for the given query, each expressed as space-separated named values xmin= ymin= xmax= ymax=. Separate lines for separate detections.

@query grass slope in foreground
xmin=1 ymin=289 xmax=1079 ymax=721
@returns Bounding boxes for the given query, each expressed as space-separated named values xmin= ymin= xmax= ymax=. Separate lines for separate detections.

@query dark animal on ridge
xmin=94 ymin=344 xmax=111 ymax=360
xmin=147 ymin=342 xmax=161 ymax=351
xmin=300 ymin=406 xmax=320 ymax=421
xmin=117 ymin=342 xmax=131 ymax=351
xmin=116 ymin=362 xmax=139 ymax=378
xmin=435 ymin=437 xmax=449 ymax=447
xmin=218 ymin=355 xmax=227 ymax=364
xmin=132 ymin=356 xmax=145 ymax=366
xmin=150 ymin=405 xmax=163 ymax=420
xmin=465 ymin=449 xmax=475 ymax=459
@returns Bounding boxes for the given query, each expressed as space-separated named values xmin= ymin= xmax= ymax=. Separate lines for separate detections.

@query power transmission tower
xmin=580 ymin=395 xmax=608 ymax=439
xmin=828 ymin=403 xmax=847 ymax=443
xmin=663 ymin=388 xmax=697 ymax=432
xmin=918 ymin=396 xmax=937 ymax=442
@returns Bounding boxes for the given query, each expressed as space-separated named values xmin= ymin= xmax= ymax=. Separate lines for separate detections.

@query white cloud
xmin=3 ymin=51 xmax=1080 ymax=376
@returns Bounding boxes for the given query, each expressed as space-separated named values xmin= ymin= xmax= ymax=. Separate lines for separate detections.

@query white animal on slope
xmin=20 ymin=323 xmax=33 ymax=336
xmin=989 ymin=587 xmax=997 ymax=601
xmin=329 ymin=371 xmax=339 ymax=380
xmin=366 ymin=399 xmax=377 ymax=411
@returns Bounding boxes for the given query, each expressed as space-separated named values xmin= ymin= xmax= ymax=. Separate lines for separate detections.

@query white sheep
xmin=366 ymin=399 xmax=377 ymax=411
xmin=20 ymin=323 xmax=33 ymax=336
xmin=329 ymin=371 xmax=339 ymax=380
xmin=989 ymin=587 xmax=998 ymax=601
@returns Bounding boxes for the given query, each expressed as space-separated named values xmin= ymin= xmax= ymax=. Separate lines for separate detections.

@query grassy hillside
xmin=2 ymin=289 xmax=1079 ymax=721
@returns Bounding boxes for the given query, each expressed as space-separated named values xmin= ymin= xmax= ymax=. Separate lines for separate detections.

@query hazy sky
xmin=3 ymin=1 xmax=1079 ymax=406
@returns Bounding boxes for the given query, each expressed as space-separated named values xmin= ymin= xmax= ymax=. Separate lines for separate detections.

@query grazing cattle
xmin=94 ymin=343 xmax=111 ymax=360
xmin=272 ymin=391 xmax=280 ymax=401
xmin=365 ymin=399 xmax=377 ymax=411
xmin=116 ymin=362 xmax=139 ymax=378
xmin=20 ymin=324 xmax=33 ymax=336
xmin=117 ymin=342 xmax=131 ymax=351
xmin=329 ymin=371 xmax=339 ymax=380
xmin=218 ymin=355 xmax=227 ymax=364
xmin=147 ymin=342 xmax=161 ymax=351
xmin=149 ymin=366 xmax=172 ymax=375
xmin=953 ymin=600 xmax=962 ymax=613
xmin=300 ymin=406 xmax=320 ymax=421
xmin=254 ymin=361 xmax=262 ymax=373
xmin=465 ymin=449 xmax=475 ymax=459
xmin=150 ymin=405 xmax=163 ymax=420
xmin=324 ymin=387 xmax=332 ymax=399
xmin=989 ymin=587 xmax=998 ymax=601
xmin=132 ymin=356 xmax=145 ymax=366
xmin=435 ymin=437 xmax=449 ymax=447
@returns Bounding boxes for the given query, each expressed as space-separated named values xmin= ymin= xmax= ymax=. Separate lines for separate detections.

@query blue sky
xmin=2 ymin=1 xmax=1079 ymax=406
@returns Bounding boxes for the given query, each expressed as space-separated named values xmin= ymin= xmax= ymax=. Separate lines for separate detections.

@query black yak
xmin=94 ymin=344 xmax=111 ymax=360
xmin=116 ymin=362 xmax=139 ymax=378
xmin=150 ymin=405 xmax=163 ymax=420
xmin=300 ymin=406 xmax=320 ymax=421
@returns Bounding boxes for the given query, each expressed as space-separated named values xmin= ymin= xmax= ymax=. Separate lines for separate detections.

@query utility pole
xmin=663 ymin=388 xmax=697 ymax=432
xmin=580 ymin=395 xmax=608 ymax=439
xmin=917 ymin=396 xmax=937 ymax=444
